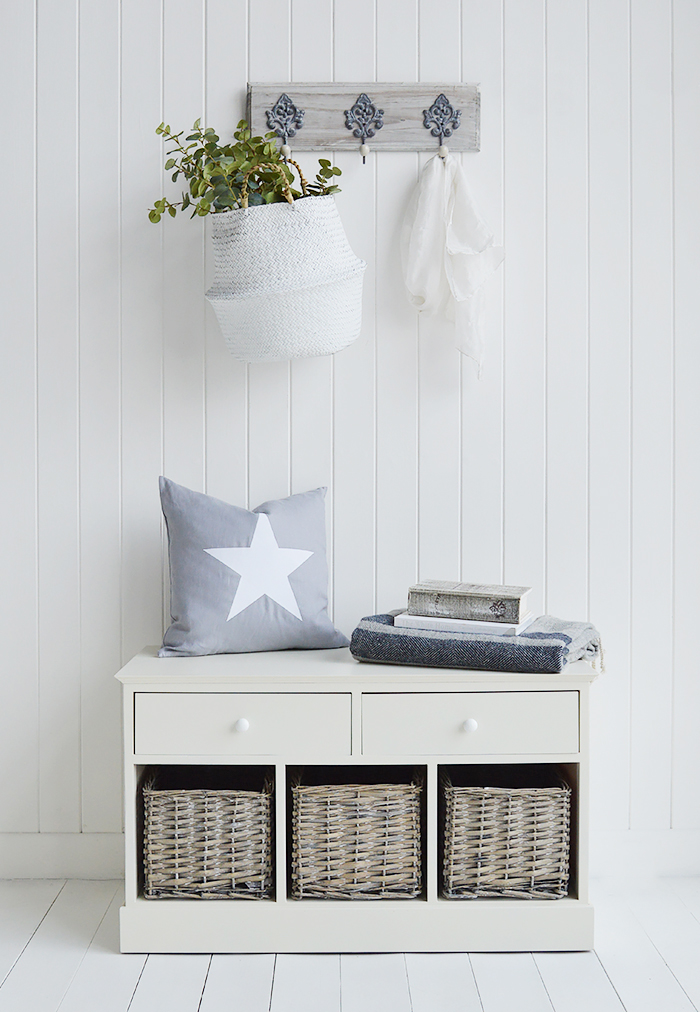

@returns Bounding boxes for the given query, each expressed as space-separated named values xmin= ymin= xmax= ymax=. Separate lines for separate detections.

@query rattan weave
xmin=143 ymin=770 xmax=273 ymax=900
xmin=442 ymin=773 xmax=571 ymax=899
xmin=291 ymin=774 xmax=423 ymax=900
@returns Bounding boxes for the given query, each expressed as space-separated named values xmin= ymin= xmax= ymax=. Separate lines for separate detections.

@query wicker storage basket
xmin=291 ymin=769 xmax=423 ymax=900
xmin=442 ymin=767 xmax=571 ymax=900
xmin=143 ymin=766 xmax=273 ymax=900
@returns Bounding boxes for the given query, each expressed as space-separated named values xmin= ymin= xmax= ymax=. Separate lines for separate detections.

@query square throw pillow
xmin=159 ymin=478 xmax=348 ymax=657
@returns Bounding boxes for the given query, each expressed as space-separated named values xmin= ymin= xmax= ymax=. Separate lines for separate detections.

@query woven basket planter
xmin=291 ymin=770 xmax=423 ymax=900
xmin=442 ymin=769 xmax=571 ymax=900
xmin=205 ymin=195 xmax=366 ymax=363
xmin=143 ymin=767 xmax=273 ymax=900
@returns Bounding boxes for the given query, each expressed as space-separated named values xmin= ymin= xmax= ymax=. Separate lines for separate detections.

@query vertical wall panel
xmin=0 ymin=2 xmax=39 ymax=831
xmin=587 ymin=0 xmax=632 ymax=832
xmin=332 ymin=0 xmax=377 ymax=633
xmin=247 ymin=0 xmax=292 ymax=510
xmin=629 ymin=0 xmax=675 ymax=830
xmin=204 ymin=0 xmax=249 ymax=508
xmin=120 ymin=0 xmax=166 ymax=664
xmin=545 ymin=0 xmax=588 ymax=620
xmin=289 ymin=0 xmax=334 ymax=546
xmin=671 ymin=0 xmax=700 ymax=830
xmin=460 ymin=0 xmax=505 ymax=586
xmin=374 ymin=0 xmax=419 ymax=613
xmin=417 ymin=0 xmax=463 ymax=584
xmin=78 ymin=0 xmax=122 ymax=832
xmin=502 ymin=0 xmax=546 ymax=617
xmin=161 ymin=0 xmax=206 ymax=494
xmin=36 ymin=0 xmax=82 ymax=832
xmin=292 ymin=0 xmax=332 ymax=81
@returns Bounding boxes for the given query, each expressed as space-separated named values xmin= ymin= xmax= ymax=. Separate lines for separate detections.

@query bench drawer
xmin=135 ymin=692 xmax=352 ymax=756
xmin=362 ymin=691 xmax=579 ymax=755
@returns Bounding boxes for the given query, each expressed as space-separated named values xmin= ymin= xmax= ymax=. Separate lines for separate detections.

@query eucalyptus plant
xmin=148 ymin=119 xmax=342 ymax=222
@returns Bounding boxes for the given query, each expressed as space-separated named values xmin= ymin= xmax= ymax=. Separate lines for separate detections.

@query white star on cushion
xmin=204 ymin=513 xmax=313 ymax=621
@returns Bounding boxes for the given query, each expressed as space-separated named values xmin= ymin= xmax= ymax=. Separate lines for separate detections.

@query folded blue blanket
xmin=350 ymin=614 xmax=602 ymax=674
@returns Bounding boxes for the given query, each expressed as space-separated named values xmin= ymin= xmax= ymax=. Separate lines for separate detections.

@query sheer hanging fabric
xmin=401 ymin=153 xmax=504 ymax=375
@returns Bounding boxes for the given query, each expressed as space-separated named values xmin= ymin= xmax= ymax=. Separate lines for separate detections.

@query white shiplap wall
xmin=1 ymin=0 xmax=699 ymax=875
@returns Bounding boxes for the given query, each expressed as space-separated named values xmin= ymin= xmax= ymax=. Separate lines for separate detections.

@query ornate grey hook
xmin=266 ymin=93 xmax=305 ymax=157
xmin=423 ymin=93 xmax=462 ymax=152
xmin=344 ymin=93 xmax=384 ymax=163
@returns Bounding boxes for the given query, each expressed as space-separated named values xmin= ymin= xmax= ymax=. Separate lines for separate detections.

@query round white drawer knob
xmin=233 ymin=718 xmax=250 ymax=733
xmin=462 ymin=718 xmax=479 ymax=733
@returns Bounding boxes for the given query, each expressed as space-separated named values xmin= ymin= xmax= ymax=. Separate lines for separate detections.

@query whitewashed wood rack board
xmin=3 ymin=878 xmax=700 ymax=1010
xmin=247 ymin=83 xmax=480 ymax=150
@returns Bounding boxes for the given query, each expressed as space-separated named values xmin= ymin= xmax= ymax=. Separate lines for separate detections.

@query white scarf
xmin=401 ymin=154 xmax=504 ymax=375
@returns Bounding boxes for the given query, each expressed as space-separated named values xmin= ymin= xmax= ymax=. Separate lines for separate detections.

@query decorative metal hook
xmin=344 ymin=93 xmax=384 ymax=163
xmin=266 ymin=93 xmax=305 ymax=159
xmin=423 ymin=93 xmax=461 ymax=156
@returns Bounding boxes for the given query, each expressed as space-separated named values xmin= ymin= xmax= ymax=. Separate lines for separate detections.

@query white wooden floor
xmin=1 ymin=880 xmax=700 ymax=1011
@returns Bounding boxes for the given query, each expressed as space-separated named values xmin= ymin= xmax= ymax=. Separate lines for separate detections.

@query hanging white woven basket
xmin=205 ymin=195 xmax=366 ymax=363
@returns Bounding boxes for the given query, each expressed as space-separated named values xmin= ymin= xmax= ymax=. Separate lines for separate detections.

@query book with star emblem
xmin=407 ymin=581 xmax=532 ymax=624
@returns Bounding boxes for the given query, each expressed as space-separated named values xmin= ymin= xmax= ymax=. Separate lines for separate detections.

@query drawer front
xmin=362 ymin=691 xmax=579 ymax=755
xmin=135 ymin=692 xmax=352 ymax=756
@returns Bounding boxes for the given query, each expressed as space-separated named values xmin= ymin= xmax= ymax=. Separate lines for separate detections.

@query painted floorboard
xmin=669 ymin=876 xmax=700 ymax=920
xmin=610 ymin=881 xmax=700 ymax=1009
xmin=469 ymin=953 xmax=554 ymax=1012
xmin=340 ymin=954 xmax=412 ymax=1012
xmin=0 ymin=880 xmax=65 ymax=986
xmin=270 ymin=954 xmax=341 ymax=1012
xmin=127 ymin=953 xmax=211 ymax=1012
xmin=199 ymin=954 xmax=275 ymax=1012
xmin=0 ymin=880 xmax=117 ymax=1012
xmin=405 ymin=952 xmax=483 ymax=1012
xmin=56 ymin=888 xmax=146 ymax=1012
xmin=592 ymin=883 xmax=697 ymax=1012
xmin=533 ymin=952 xmax=625 ymax=1012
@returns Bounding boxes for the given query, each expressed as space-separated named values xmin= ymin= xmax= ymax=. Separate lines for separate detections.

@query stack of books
xmin=394 ymin=580 xmax=535 ymax=636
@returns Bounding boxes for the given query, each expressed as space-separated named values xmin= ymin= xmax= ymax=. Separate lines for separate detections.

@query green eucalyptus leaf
xmin=148 ymin=209 xmax=161 ymax=222
xmin=168 ymin=206 xmax=176 ymax=217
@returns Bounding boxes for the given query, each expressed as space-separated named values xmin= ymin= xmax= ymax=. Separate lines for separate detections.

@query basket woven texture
xmin=143 ymin=772 xmax=273 ymax=900
xmin=291 ymin=776 xmax=423 ymax=900
xmin=206 ymin=195 xmax=366 ymax=363
xmin=443 ymin=774 xmax=571 ymax=900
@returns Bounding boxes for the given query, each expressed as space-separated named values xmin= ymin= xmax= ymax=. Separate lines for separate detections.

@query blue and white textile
xmin=350 ymin=613 xmax=602 ymax=674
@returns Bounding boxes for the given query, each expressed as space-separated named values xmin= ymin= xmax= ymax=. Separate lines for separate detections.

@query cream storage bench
xmin=116 ymin=647 xmax=597 ymax=953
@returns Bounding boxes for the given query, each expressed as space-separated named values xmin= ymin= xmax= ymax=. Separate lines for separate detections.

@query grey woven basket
xmin=291 ymin=770 xmax=423 ymax=900
xmin=143 ymin=767 xmax=273 ymax=900
xmin=442 ymin=769 xmax=571 ymax=900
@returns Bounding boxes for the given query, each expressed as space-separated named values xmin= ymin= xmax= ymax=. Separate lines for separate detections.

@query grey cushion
xmin=159 ymin=478 xmax=348 ymax=657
